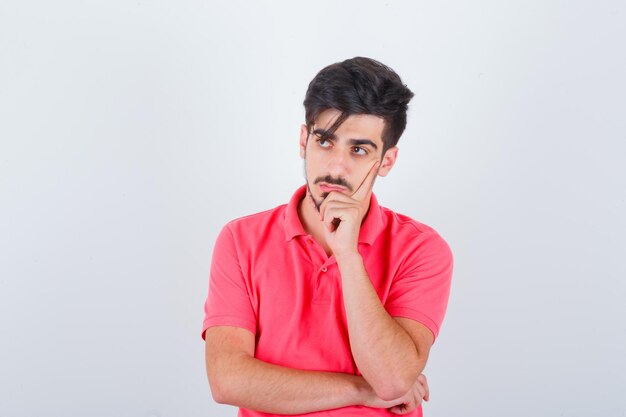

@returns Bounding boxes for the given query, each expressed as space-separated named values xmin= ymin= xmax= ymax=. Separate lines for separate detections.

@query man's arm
xmin=204 ymin=326 xmax=407 ymax=415
xmin=336 ymin=253 xmax=433 ymax=401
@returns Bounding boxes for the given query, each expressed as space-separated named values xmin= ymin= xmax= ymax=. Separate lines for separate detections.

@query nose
xmin=325 ymin=149 xmax=351 ymax=177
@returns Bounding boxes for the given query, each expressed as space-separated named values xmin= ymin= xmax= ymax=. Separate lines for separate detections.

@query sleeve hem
xmin=201 ymin=316 xmax=257 ymax=340
xmin=387 ymin=307 xmax=440 ymax=343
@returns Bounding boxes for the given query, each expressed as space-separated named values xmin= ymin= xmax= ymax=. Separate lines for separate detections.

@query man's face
xmin=299 ymin=109 xmax=398 ymax=211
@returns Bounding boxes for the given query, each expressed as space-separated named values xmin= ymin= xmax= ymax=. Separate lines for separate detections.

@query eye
xmin=352 ymin=146 xmax=367 ymax=156
xmin=315 ymin=134 xmax=332 ymax=148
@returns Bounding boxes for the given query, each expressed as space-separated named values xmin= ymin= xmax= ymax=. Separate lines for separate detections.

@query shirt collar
xmin=284 ymin=184 xmax=385 ymax=246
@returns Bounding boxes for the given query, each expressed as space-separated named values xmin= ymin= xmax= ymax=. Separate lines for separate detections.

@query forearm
xmin=208 ymin=352 xmax=372 ymax=414
xmin=336 ymin=252 xmax=425 ymax=400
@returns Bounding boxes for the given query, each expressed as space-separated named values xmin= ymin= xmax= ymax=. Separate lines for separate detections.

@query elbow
xmin=208 ymin=370 xmax=239 ymax=405
xmin=209 ymin=377 xmax=235 ymax=405
xmin=374 ymin=380 xmax=414 ymax=402
xmin=209 ymin=382 xmax=227 ymax=405
xmin=371 ymin=362 xmax=425 ymax=401
xmin=206 ymin=351 xmax=254 ymax=406
xmin=206 ymin=353 xmax=251 ymax=405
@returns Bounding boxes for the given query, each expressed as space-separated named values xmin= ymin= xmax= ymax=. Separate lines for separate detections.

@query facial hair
xmin=305 ymin=182 xmax=324 ymax=212
xmin=302 ymin=158 xmax=355 ymax=213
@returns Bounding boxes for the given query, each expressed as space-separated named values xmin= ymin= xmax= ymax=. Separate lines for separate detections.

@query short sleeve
xmin=385 ymin=231 xmax=453 ymax=343
xmin=201 ymin=224 xmax=257 ymax=340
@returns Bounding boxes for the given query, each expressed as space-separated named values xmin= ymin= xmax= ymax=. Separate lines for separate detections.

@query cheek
xmin=303 ymin=156 xmax=317 ymax=181
xmin=352 ymin=169 xmax=368 ymax=185
xmin=305 ymin=152 xmax=324 ymax=172
xmin=351 ymin=163 xmax=377 ymax=187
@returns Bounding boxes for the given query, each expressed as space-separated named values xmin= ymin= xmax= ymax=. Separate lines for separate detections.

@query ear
xmin=377 ymin=146 xmax=398 ymax=177
xmin=299 ymin=124 xmax=309 ymax=159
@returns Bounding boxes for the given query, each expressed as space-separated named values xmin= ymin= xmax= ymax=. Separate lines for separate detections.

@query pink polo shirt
xmin=202 ymin=185 xmax=453 ymax=417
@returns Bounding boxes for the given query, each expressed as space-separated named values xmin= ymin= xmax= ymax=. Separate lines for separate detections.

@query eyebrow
xmin=312 ymin=128 xmax=379 ymax=151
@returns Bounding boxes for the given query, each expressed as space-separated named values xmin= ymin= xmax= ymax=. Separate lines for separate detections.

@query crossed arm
xmin=205 ymin=323 xmax=431 ymax=415
xmin=336 ymin=252 xmax=434 ymax=400
xmin=205 ymin=326 xmax=412 ymax=415
xmin=204 ymin=252 xmax=434 ymax=415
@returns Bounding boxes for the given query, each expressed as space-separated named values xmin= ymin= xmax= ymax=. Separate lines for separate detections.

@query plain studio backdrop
xmin=1 ymin=1 xmax=625 ymax=416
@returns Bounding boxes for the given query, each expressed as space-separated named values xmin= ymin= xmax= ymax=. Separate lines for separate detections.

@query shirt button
xmin=321 ymin=267 xmax=327 ymax=272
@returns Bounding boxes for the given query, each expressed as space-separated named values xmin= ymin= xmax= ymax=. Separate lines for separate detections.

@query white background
xmin=1 ymin=1 xmax=625 ymax=416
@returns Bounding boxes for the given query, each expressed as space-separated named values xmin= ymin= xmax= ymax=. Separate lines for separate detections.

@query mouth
xmin=319 ymin=183 xmax=348 ymax=193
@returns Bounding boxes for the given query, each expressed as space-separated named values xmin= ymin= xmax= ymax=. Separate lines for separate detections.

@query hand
xmin=387 ymin=374 xmax=430 ymax=415
xmin=319 ymin=161 xmax=380 ymax=257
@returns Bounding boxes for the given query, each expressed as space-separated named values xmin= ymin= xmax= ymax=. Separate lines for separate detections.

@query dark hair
xmin=303 ymin=57 xmax=414 ymax=154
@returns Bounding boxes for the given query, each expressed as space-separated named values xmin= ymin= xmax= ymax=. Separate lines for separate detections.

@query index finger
xmin=352 ymin=161 xmax=380 ymax=202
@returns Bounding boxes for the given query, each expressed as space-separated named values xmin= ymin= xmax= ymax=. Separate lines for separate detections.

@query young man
xmin=202 ymin=57 xmax=453 ymax=416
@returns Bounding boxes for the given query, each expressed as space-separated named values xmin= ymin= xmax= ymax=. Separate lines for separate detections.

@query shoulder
xmin=379 ymin=206 xmax=453 ymax=261
xmin=381 ymin=206 xmax=438 ymax=234
xmin=220 ymin=203 xmax=288 ymax=244
xmin=226 ymin=203 xmax=286 ymax=228
xmin=380 ymin=205 xmax=445 ymax=239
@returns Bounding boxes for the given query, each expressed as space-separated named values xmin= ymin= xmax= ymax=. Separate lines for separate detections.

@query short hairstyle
xmin=303 ymin=57 xmax=414 ymax=154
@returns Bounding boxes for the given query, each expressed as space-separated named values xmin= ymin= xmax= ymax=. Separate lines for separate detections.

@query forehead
xmin=315 ymin=109 xmax=385 ymax=147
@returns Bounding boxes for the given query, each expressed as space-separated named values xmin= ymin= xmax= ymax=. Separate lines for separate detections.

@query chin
xmin=307 ymin=191 xmax=324 ymax=212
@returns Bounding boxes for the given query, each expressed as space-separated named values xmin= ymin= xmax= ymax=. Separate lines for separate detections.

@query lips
xmin=319 ymin=184 xmax=347 ymax=193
